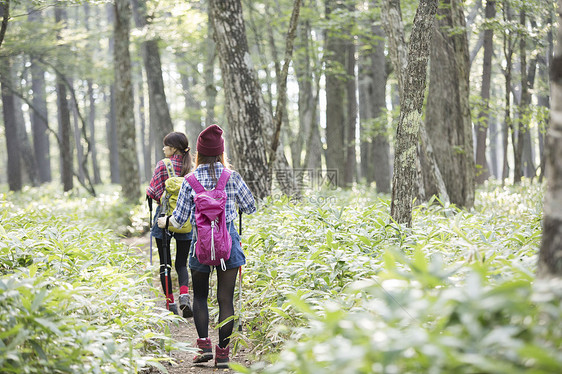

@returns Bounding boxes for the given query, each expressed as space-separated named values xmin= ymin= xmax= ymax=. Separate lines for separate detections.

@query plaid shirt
xmin=146 ymin=155 xmax=183 ymax=203
xmin=172 ymin=162 xmax=256 ymax=226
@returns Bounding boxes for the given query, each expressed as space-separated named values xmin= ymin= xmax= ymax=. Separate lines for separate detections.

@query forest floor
xmin=122 ymin=234 xmax=253 ymax=374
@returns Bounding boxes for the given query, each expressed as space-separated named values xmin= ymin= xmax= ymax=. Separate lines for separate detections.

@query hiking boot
xmin=193 ymin=338 xmax=213 ymax=363
xmin=168 ymin=302 xmax=179 ymax=315
xmin=179 ymin=293 xmax=193 ymax=318
xmin=215 ymin=345 xmax=230 ymax=369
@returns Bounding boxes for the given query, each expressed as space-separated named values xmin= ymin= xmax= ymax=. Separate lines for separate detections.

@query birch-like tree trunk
xmin=204 ymin=3 xmax=217 ymax=128
xmin=538 ymin=0 xmax=562 ymax=278
xmin=390 ymin=0 xmax=438 ymax=226
xmin=209 ymin=0 xmax=270 ymax=200
xmin=475 ymin=0 xmax=495 ymax=184
xmin=114 ymin=0 xmax=140 ymax=203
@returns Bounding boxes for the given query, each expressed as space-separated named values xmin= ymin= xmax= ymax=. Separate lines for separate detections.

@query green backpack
xmin=161 ymin=158 xmax=192 ymax=234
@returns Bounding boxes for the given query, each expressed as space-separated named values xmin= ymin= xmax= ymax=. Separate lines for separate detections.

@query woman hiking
xmin=158 ymin=124 xmax=256 ymax=368
xmin=147 ymin=131 xmax=193 ymax=318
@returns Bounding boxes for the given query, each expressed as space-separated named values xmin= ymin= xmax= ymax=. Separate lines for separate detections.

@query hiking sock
xmin=180 ymin=285 xmax=189 ymax=295
xmin=167 ymin=294 xmax=175 ymax=304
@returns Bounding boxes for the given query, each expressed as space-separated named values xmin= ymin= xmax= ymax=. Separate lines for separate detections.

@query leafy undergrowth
xmin=230 ymin=181 xmax=561 ymax=374
xmin=0 ymin=184 xmax=192 ymax=374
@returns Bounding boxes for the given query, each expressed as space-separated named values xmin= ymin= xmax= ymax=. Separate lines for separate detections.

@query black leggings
xmin=156 ymin=237 xmax=191 ymax=298
xmin=191 ymin=268 xmax=238 ymax=348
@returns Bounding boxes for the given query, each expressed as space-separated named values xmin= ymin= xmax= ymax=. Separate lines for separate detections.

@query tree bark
xmin=114 ymin=0 xmax=140 ymax=203
xmin=344 ymin=12 xmax=357 ymax=187
xmin=209 ymin=0 xmax=270 ymax=200
xmin=514 ymin=9 xmax=528 ymax=184
xmin=130 ymin=0 xmax=174 ymax=162
xmin=0 ymin=57 xmax=22 ymax=191
xmin=204 ymin=3 xmax=217 ymax=128
xmin=424 ymin=0 xmax=474 ymax=208
xmin=390 ymin=0 xmax=439 ymax=226
xmin=324 ymin=0 xmax=346 ymax=188
xmin=0 ymin=0 xmax=8 ymax=50
xmin=55 ymin=5 xmax=73 ymax=192
xmin=538 ymin=0 xmax=562 ymax=278
xmin=475 ymin=0 xmax=495 ymax=184
xmin=106 ymin=3 xmax=120 ymax=184
xmin=28 ymin=8 xmax=52 ymax=184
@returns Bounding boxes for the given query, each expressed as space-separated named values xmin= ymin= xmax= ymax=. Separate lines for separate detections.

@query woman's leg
xmin=216 ymin=267 xmax=238 ymax=348
xmin=175 ymin=239 xmax=191 ymax=292
xmin=156 ymin=237 xmax=173 ymax=303
xmin=191 ymin=269 xmax=210 ymax=338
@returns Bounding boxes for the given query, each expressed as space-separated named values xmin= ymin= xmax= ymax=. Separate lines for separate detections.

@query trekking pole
xmin=147 ymin=195 xmax=153 ymax=265
xmin=238 ymin=209 xmax=243 ymax=332
xmin=163 ymin=215 xmax=171 ymax=311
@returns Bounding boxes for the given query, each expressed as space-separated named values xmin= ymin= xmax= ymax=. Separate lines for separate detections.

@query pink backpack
xmin=187 ymin=169 xmax=232 ymax=270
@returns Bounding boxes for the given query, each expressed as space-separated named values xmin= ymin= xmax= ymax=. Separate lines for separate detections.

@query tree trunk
xmin=136 ymin=76 xmax=151 ymax=182
xmin=55 ymin=6 xmax=73 ymax=192
xmin=538 ymin=0 xmax=562 ymax=278
xmin=130 ymin=0 xmax=174 ymax=162
xmin=0 ymin=0 xmax=9 ymax=50
xmin=106 ymin=3 xmax=120 ymax=184
xmin=502 ymin=5 xmax=514 ymax=183
xmin=177 ymin=58 xmax=203 ymax=147
xmin=84 ymin=3 xmax=101 ymax=185
xmin=209 ymin=0 xmax=270 ymax=199
xmin=390 ymin=0 xmax=439 ymax=226
xmin=344 ymin=17 xmax=357 ymax=187
xmin=28 ymin=8 xmax=52 ymax=184
xmin=475 ymin=0 xmax=495 ymax=184
xmin=114 ymin=0 xmax=140 ymax=203
xmin=204 ymin=3 xmax=217 ymax=128
xmin=513 ymin=9 xmax=528 ymax=184
xmin=424 ymin=0 xmax=474 ymax=208
xmin=0 ymin=58 xmax=22 ymax=191
xmin=325 ymin=0 xmax=346 ymax=188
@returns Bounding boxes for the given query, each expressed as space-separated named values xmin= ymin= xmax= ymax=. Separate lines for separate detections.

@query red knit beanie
xmin=197 ymin=124 xmax=225 ymax=156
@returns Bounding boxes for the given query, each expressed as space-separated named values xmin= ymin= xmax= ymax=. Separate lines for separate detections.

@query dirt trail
xmin=122 ymin=234 xmax=252 ymax=373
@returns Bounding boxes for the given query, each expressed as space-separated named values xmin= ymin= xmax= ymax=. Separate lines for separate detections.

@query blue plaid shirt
xmin=172 ymin=162 xmax=256 ymax=226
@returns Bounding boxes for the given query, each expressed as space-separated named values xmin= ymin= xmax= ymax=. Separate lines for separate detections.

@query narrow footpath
xmin=122 ymin=235 xmax=252 ymax=373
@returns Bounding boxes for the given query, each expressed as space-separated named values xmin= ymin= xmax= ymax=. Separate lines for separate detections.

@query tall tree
xmin=0 ymin=57 xmax=22 ymax=191
xmin=359 ymin=3 xmax=390 ymax=193
xmin=209 ymin=0 xmax=270 ymax=199
xmin=389 ymin=0 xmax=439 ymax=226
xmin=55 ymin=5 xmax=73 ymax=192
xmin=130 ymin=0 xmax=174 ymax=162
xmin=0 ymin=0 xmax=8 ymax=49
xmin=344 ymin=3 xmax=357 ymax=187
xmin=106 ymin=3 xmax=120 ymax=184
xmin=324 ymin=0 xmax=347 ymax=188
xmin=538 ymin=0 xmax=562 ymax=278
xmin=475 ymin=0 xmax=495 ymax=184
xmin=424 ymin=0 xmax=475 ymax=208
xmin=114 ymin=0 xmax=140 ymax=202
xmin=204 ymin=3 xmax=217 ymax=128
xmin=28 ymin=8 xmax=52 ymax=184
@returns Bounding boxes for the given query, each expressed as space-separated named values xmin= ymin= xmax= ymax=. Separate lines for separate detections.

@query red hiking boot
xmin=193 ymin=338 xmax=213 ymax=363
xmin=215 ymin=345 xmax=230 ymax=369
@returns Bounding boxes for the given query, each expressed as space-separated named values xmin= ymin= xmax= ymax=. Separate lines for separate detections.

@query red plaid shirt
xmin=146 ymin=155 xmax=184 ymax=204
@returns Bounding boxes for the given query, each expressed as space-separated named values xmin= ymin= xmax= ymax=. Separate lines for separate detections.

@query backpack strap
xmin=216 ymin=168 xmax=232 ymax=191
xmin=186 ymin=173 xmax=205 ymax=194
xmin=162 ymin=158 xmax=176 ymax=178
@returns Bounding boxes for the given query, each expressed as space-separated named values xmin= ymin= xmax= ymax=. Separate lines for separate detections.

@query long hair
xmin=195 ymin=153 xmax=231 ymax=183
xmin=164 ymin=132 xmax=193 ymax=176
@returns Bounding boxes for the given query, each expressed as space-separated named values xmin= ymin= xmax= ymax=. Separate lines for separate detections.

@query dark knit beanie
xmin=197 ymin=124 xmax=225 ymax=156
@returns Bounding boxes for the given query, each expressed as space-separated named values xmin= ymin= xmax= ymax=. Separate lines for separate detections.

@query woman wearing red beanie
xmin=158 ymin=124 xmax=256 ymax=368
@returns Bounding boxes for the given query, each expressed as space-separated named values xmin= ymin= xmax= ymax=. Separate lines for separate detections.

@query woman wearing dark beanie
xmin=147 ymin=131 xmax=194 ymax=318
xmin=158 ymin=124 xmax=256 ymax=368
